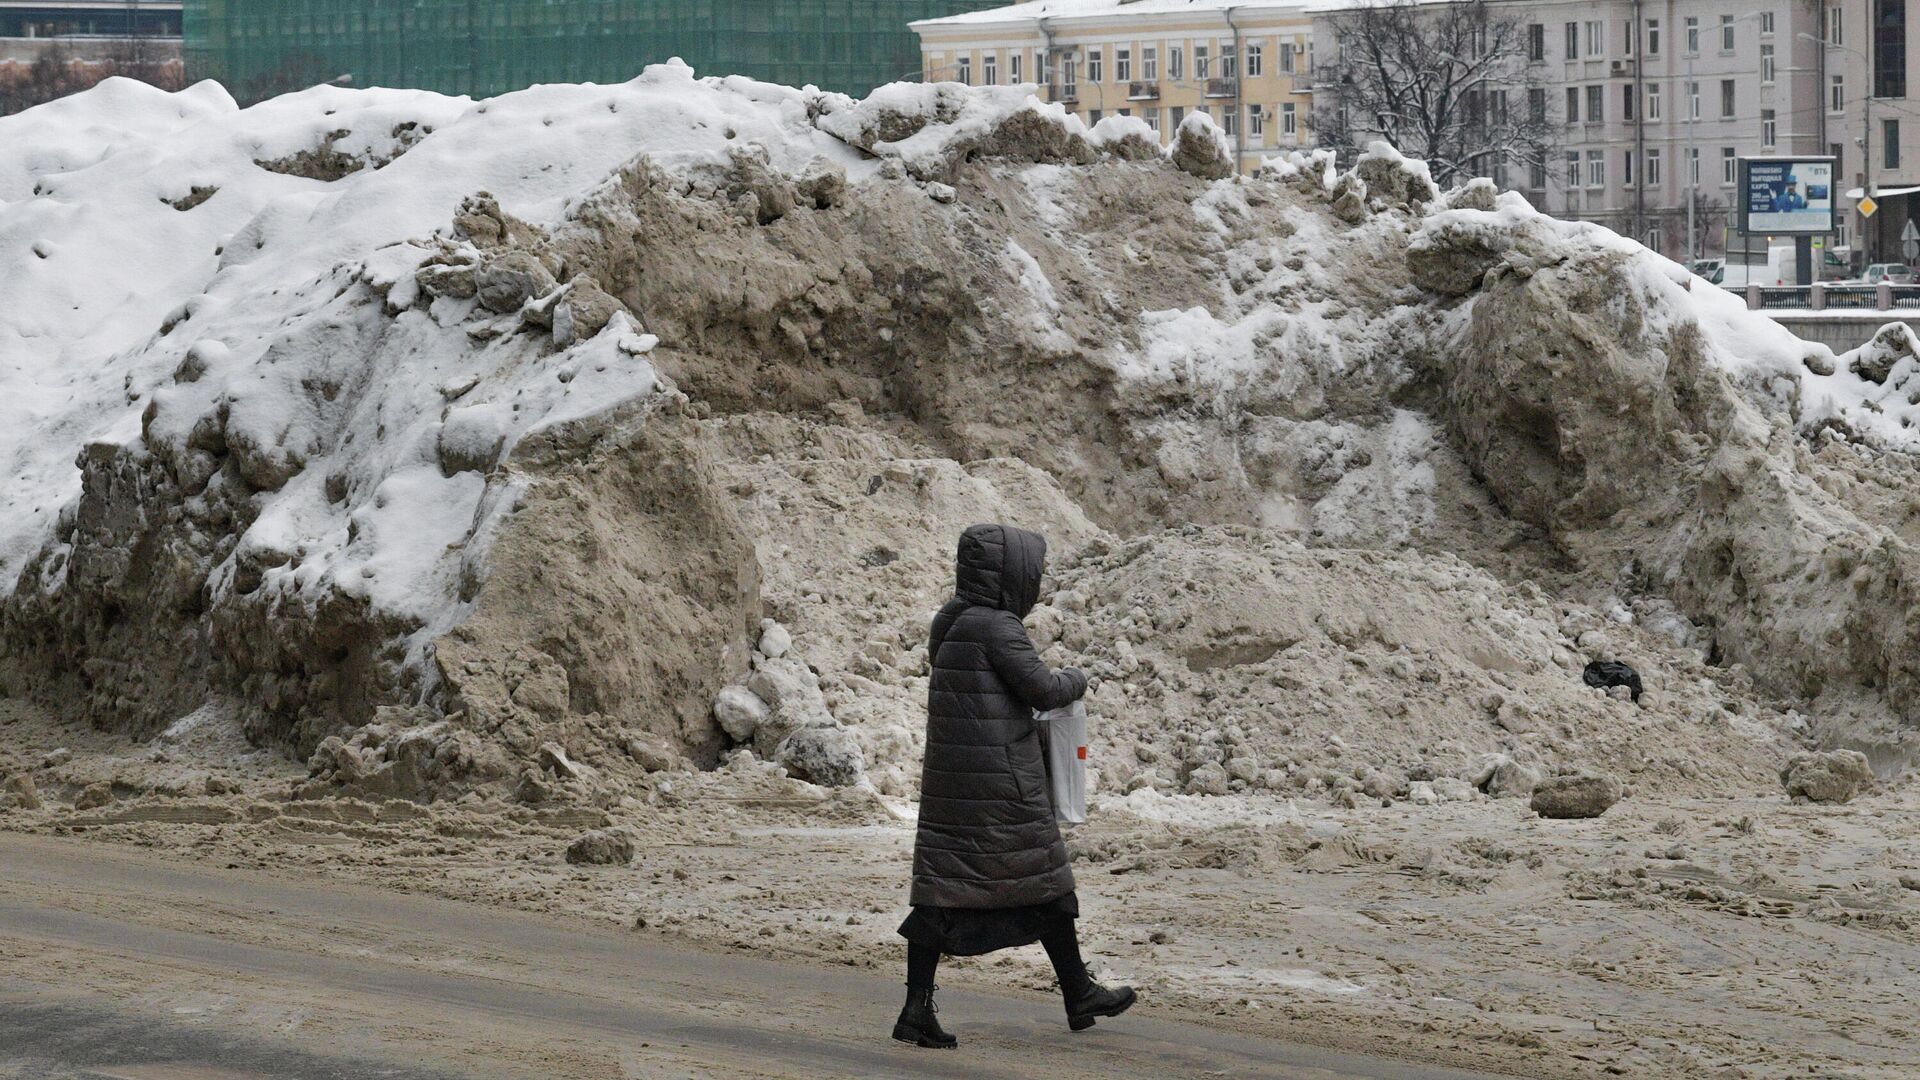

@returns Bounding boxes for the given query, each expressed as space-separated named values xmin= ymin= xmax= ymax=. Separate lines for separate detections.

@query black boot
xmin=893 ymin=985 xmax=958 ymax=1048
xmin=1063 ymin=979 xmax=1137 ymax=1031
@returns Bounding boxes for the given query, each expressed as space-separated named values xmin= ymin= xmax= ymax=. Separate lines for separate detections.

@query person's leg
xmin=1041 ymin=921 xmax=1136 ymax=1031
xmin=1039 ymin=923 xmax=1090 ymax=997
xmin=906 ymin=942 xmax=940 ymax=992
xmin=894 ymin=943 xmax=956 ymax=1048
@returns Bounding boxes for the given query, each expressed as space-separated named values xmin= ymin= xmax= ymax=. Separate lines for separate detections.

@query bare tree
xmin=1317 ymin=0 xmax=1556 ymax=189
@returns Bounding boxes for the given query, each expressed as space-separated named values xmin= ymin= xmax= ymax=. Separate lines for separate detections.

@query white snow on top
xmin=1408 ymin=189 xmax=1920 ymax=453
xmin=1 ymin=61 xmax=1039 ymax=698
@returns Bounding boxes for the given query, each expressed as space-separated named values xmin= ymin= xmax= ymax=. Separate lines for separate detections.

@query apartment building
xmin=1313 ymin=0 xmax=1831 ymax=262
xmin=911 ymin=0 xmax=1315 ymax=172
xmin=1816 ymin=0 xmax=1920 ymax=264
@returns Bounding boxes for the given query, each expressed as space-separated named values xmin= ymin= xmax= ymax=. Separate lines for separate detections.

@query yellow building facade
xmin=910 ymin=1 xmax=1314 ymax=172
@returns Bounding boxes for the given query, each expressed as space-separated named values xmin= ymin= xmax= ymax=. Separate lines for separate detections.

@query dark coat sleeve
xmin=983 ymin=609 xmax=1086 ymax=712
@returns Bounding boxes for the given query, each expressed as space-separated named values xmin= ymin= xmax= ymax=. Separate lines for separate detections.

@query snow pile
xmin=5 ymin=70 xmax=1920 ymax=799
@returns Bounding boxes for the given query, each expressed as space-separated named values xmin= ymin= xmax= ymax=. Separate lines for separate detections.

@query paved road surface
xmin=0 ymin=833 xmax=1508 ymax=1079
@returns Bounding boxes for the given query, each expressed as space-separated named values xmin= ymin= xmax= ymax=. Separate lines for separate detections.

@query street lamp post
xmin=1685 ymin=49 xmax=1697 ymax=262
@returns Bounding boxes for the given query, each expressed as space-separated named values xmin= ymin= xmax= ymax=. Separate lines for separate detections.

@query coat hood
xmin=954 ymin=523 xmax=1047 ymax=618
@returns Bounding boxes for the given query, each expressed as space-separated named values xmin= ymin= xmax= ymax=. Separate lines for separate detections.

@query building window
xmin=1688 ymin=80 xmax=1701 ymax=120
xmin=1648 ymin=82 xmax=1662 ymax=120
xmin=1832 ymin=74 xmax=1844 ymax=111
xmin=1143 ymin=47 xmax=1157 ymax=81
xmin=1685 ymin=16 xmax=1700 ymax=54
xmin=1587 ymin=84 xmax=1604 ymax=122
xmin=984 ymin=53 xmax=998 ymax=85
xmin=1760 ymin=43 xmax=1774 ymax=82
xmin=1170 ymin=105 xmax=1184 ymax=128
xmin=1529 ymin=23 xmax=1545 ymax=61
xmin=1623 ymin=83 xmax=1635 ymax=121
xmin=1223 ymin=105 xmax=1239 ymax=136
xmin=1877 ymin=1 xmax=1907 ymax=99
xmin=1649 ymin=148 xmax=1663 ymax=186
xmin=1246 ymin=43 xmax=1262 ymax=77
xmin=1145 ymin=107 xmax=1161 ymax=135
xmin=1249 ymin=103 xmax=1265 ymax=140
xmin=1720 ymin=79 xmax=1735 ymax=118
xmin=1222 ymin=46 xmax=1238 ymax=79
xmin=1722 ymin=146 xmax=1737 ymax=184
xmin=1530 ymin=159 xmax=1547 ymax=189
xmin=1529 ymin=87 xmax=1546 ymax=122
xmin=1281 ymin=42 xmax=1296 ymax=73
xmin=1648 ymin=18 xmax=1661 ymax=55
xmin=1624 ymin=149 xmax=1635 ymax=185
xmin=1116 ymin=48 xmax=1130 ymax=82
xmin=1761 ymin=11 xmax=1775 ymax=34
xmin=1762 ymin=108 xmax=1777 ymax=146
xmin=1588 ymin=150 xmax=1606 ymax=188
xmin=1010 ymin=53 xmax=1022 ymax=83
xmin=1195 ymin=45 xmax=1209 ymax=79
xmin=1689 ymin=147 xmax=1699 ymax=185
xmin=957 ymin=56 xmax=971 ymax=85
xmin=1169 ymin=47 xmax=1182 ymax=80
xmin=1886 ymin=118 xmax=1901 ymax=169
xmin=1087 ymin=48 xmax=1102 ymax=83
xmin=1064 ymin=58 xmax=1077 ymax=96
xmin=1567 ymin=152 xmax=1581 ymax=187
xmin=1283 ymin=102 xmax=1297 ymax=137
xmin=1586 ymin=19 xmax=1604 ymax=56
xmin=1830 ymin=4 xmax=1844 ymax=45
xmin=1566 ymin=86 xmax=1580 ymax=123
xmin=1089 ymin=108 xmax=1103 ymax=125
xmin=1623 ymin=19 xmax=1634 ymax=56
xmin=1565 ymin=21 xmax=1578 ymax=59
xmin=1831 ymin=142 xmax=1844 ymax=177
xmin=1720 ymin=13 xmax=1735 ymax=51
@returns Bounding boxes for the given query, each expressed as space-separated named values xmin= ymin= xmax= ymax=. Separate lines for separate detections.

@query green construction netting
xmin=183 ymin=0 xmax=1003 ymax=101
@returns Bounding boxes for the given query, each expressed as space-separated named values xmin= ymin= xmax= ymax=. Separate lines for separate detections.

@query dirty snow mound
xmin=2 ymin=70 xmax=1915 ymax=804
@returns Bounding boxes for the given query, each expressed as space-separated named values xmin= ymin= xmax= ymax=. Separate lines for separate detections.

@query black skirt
xmin=896 ymin=892 xmax=1079 ymax=956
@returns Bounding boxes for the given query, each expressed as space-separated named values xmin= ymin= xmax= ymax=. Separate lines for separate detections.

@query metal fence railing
xmin=1731 ymin=281 xmax=1920 ymax=312
xmin=1755 ymin=286 xmax=1812 ymax=309
xmin=1822 ymin=286 xmax=1881 ymax=309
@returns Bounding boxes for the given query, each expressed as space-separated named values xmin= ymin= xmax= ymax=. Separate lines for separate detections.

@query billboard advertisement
xmin=1738 ymin=158 xmax=1838 ymax=235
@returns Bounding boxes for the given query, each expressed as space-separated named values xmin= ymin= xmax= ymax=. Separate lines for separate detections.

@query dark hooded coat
xmin=907 ymin=523 xmax=1086 ymax=913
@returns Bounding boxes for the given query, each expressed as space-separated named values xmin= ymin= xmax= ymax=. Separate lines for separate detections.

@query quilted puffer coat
xmin=909 ymin=523 xmax=1086 ymax=908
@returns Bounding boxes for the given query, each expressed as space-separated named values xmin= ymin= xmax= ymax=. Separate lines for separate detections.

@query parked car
xmin=1688 ymin=258 xmax=1725 ymax=284
xmin=1820 ymin=247 xmax=1862 ymax=282
xmin=1861 ymin=263 xmax=1917 ymax=284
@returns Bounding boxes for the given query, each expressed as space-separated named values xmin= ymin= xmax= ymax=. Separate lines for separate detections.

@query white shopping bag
xmin=1035 ymin=699 xmax=1088 ymax=826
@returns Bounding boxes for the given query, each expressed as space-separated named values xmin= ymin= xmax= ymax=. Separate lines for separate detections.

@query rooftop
xmin=912 ymin=0 xmax=1309 ymax=30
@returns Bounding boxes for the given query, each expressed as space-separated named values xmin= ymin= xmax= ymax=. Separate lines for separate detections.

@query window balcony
xmin=1049 ymin=82 xmax=1078 ymax=103
xmin=1128 ymin=80 xmax=1159 ymax=100
xmin=1205 ymin=77 xmax=1237 ymax=98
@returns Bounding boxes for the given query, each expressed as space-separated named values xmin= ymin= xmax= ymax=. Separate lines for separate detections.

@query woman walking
xmin=893 ymin=523 xmax=1135 ymax=1049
